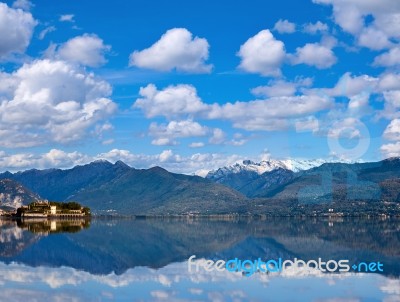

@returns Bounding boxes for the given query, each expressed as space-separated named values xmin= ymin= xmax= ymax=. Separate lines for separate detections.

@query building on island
xmin=16 ymin=201 xmax=90 ymax=218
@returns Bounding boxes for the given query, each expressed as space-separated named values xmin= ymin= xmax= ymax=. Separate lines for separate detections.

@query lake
xmin=0 ymin=217 xmax=399 ymax=301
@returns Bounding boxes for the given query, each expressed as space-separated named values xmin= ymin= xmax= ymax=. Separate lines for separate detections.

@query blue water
xmin=0 ymin=217 xmax=399 ymax=301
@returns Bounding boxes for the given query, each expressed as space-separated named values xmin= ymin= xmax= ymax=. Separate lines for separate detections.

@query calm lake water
xmin=0 ymin=217 xmax=399 ymax=301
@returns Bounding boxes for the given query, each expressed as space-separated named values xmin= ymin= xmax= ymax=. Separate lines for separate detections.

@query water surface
xmin=0 ymin=217 xmax=399 ymax=301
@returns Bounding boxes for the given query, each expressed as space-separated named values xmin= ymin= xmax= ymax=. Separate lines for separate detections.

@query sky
xmin=0 ymin=0 xmax=400 ymax=175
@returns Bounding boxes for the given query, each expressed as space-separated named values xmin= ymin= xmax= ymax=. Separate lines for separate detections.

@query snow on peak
xmin=206 ymin=158 xmax=338 ymax=179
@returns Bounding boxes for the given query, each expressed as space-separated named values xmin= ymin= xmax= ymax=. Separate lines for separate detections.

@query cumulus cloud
xmin=149 ymin=120 xmax=208 ymax=146
xmin=327 ymin=118 xmax=362 ymax=139
xmin=237 ymin=29 xmax=286 ymax=76
xmin=133 ymin=84 xmax=208 ymax=119
xmin=303 ymin=21 xmax=328 ymax=34
xmin=55 ymin=34 xmax=111 ymax=67
xmin=357 ymin=27 xmax=392 ymax=51
xmin=383 ymin=119 xmax=400 ymax=141
xmin=208 ymin=95 xmax=332 ymax=131
xmin=209 ymin=128 xmax=226 ymax=144
xmin=318 ymin=72 xmax=395 ymax=121
xmin=0 ymin=2 xmax=36 ymax=59
xmin=147 ymin=119 xmax=239 ymax=146
xmin=291 ymin=43 xmax=337 ymax=69
xmin=313 ymin=0 xmax=400 ymax=50
xmin=251 ymin=78 xmax=313 ymax=98
xmin=273 ymin=19 xmax=296 ymax=34
xmin=129 ymin=28 xmax=212 ymax=73
xmin=0 ymin=59 xmax=117 ymax=147
xmin=378 ymin=73 xmax=400 ymax=91
xmin=321 ymin=72 xmax=378 ymax=98
xmin=381 ymin=142 xmax=400 ymax=158
xmin=0 ymin=149 xmax=90 ymax=171
xmin=380 ymin=90 xmax=400 ymax=120
xmin=373 ymin=47 xmax=400 ymax=67
xmin=134 ymin=83 xmax=332 ymax=132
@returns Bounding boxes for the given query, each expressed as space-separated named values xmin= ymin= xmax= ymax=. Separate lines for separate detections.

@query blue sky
xmin=0 ymin=0 xmax=400 ymax=174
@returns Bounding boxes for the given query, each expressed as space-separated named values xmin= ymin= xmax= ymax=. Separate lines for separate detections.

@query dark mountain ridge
xmin=0 ymin=161 xmax=247 ymax=215
xmin=1 ymin=157 xmax=400 ymax=216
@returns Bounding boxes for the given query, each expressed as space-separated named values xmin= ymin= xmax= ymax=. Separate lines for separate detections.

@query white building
xmin=50 ymin=206 xmax=57 ymax=215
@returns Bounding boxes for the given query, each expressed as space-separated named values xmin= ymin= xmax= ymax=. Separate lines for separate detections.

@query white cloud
xmin=150 ymin=290 xmax=171 ymax=299
xmin=209 ymin=128 xmax=226 ymax=144
xmin=347 ymin=93 xmax=371 ymax=115
xmin=0 ymin=3 xmax=36 ymax=59
xmin=149 ymin=120 xmax=208 ymax=146
xmin=327 ymin=118 xmax=362 ymax=139
xmin=295 ymin=116 xmax=319 ymax=133
xmin=0 ymin=59 xmax=117 ymax=147
xmin=383 ymin=119 xmax=400 ymax=141
xmin=151 ymin=138 xmax=176 ymax=146
xmin=208 ymin=95 xmax=332 ymax=131
xmin=251 ymin=78 xmax=313 ymax=98
xmin=373 ymin=47 xmax=400 ymax=67
xmin=252 ymin=80 xmax=297 ymax=97
xmin=322 ymin=72 xmax=377 ymax=97
xmin=303 ymin=21 xmax=328 ymax=34
xmin=56 ymin=34 xmax=111 ymax=67
xmin=291 ymin=43 xmax=337 ymax=69
xmin=129 ymin=28 xmax=212 ymax=73
xmin=357 ymin=27 xmax=392 ymax=51
xmin=381 ymin=90 xmax=400 ymax=119
xmin=59 ymin=14 xmax=74 ymax=22
xmin=189 ymin=142 xmax=204 ymax=148
xmin=12 ymin=0 xmax=33 ymax=11
xmin=379 ymin=73 xmax=400 ymax=91
xmin=313 ymin=0 xmax=400 ymax=50
xmin=133 ymin=84 xmax=208 ymax=119
xmin=273 ymin=19 xmax=296 ymax=34
xmin=0 ymin=149 xmax=90 ymax=171
xmin=381 ymin=142 xmax=400 ymax=158
xmin=38 ymin=26 xmax=56 ymax=40
xmin=158 ymin=150 xmax=177 ymax=163
xmin=134 ymin=83 xmax=332 ymax=132
xmin=237 ymin=29 xmax=286 ymax=76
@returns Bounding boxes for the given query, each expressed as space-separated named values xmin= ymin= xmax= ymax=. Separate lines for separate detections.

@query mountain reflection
xmin=0 ymin=217 xmax=399 ymax=277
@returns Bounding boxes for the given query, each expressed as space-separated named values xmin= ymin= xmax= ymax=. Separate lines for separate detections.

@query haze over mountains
xmin=0 ymin=157 xmax=400 ymax=215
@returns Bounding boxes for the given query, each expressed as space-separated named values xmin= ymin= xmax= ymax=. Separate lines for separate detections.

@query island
xmin=15 ymin=200 xmax=91 ymax=218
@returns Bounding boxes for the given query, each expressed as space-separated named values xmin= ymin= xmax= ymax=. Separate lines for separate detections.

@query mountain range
xmin=0 ymin=160 xmax=247 ymax=215
xmin=207 ymin=158 xmax=400 ymax=204
xmin=206 ymin=158 xmax=339 ymax=198
xmin=0 ymin=157 xmax=400 ymax=215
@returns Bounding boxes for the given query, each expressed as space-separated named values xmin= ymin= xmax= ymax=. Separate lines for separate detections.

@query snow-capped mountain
xmin=206 ymin=158 xmax=330 ymax=181
xmin=205 ymin=158 xmax=352 ymax=198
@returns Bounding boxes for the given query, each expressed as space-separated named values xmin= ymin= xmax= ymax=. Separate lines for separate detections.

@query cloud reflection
xmin=0 ymin=260 xmax=398 ymax=301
